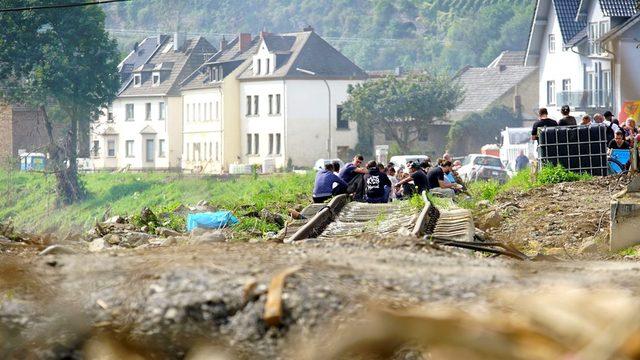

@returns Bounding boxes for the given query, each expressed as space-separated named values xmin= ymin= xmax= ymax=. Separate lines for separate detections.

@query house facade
xmin=236 ymin=29 xmax=368 ymax=169
xmin=180 ymin=34 xmax=258 ymax=174
xmin=525 ymin=0 xmax=639 ymax=120
xmin=0 ymin=103 xmax=47 ymax=167
xmin=91 ymin=34 xmax=215 ymax=171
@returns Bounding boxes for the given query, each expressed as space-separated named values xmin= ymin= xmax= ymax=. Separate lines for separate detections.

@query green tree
xmin=446 ymin=105 xmax=522 ymax=155
xmin=0 ymin=0 xmax=120 ymax=204
xmin=343 ymin=74 xmax=463 ymax=154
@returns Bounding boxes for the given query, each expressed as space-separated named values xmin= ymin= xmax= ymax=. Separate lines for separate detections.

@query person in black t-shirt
xmin=425 ymin=161 xmax=456 ymax=198
xmin=364 ymin=161 xmax=392 ymax=203
xmin=558 ymin=105 xmax=577 ymax=126
xmin=609 ymin=131 xmax=630 ymax=151
xmin=395 ymin=162 xmax=428 ymax=196
xmin=531 ymin=108 xmax=558 ymax=141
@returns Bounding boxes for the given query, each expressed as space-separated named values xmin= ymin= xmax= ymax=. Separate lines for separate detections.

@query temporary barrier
xmin=538 ymin=124 xmax=608 ymax=176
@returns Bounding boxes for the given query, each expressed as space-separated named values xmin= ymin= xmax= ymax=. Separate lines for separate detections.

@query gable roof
xmin=555 ymin=0 xmax=588 ymax=44
xmin=181 ymin=34 xmax=260 ymax=91
xmin=600 ymin=11 xmax=640 ymax=41
xmin=579 ymin=0 xmax=638 ymax=17
xmin=488 ymin=51 xmax=526 ymax=67
xmin=119 ymin=36 xmax=216 ymax=97
xmin=117 ymin=36 xmax=168 ymax=92
xmin=238 ymin=31 xmax=367 ymax=80
xmin=453 ymin=66 xmax=538 ymax=114
xmin=139 ymin=125 xmax=157 ymax=135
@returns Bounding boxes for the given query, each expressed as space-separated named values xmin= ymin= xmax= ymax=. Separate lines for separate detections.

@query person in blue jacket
xmin=313 ymin=163 xmax=348 ymax=203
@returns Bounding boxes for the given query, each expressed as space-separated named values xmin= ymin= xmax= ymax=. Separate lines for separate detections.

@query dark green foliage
xmin=536 ymin=164 xmax=592 ymax=185
xmin=343 ymin=74 xmax=463 ymax=153
xmin=104 ymin=0 xmax=534 ymax=71
xmin=446 ymin=105 xmax=522 ymax=156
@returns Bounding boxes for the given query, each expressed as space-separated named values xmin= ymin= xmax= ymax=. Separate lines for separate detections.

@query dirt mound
xmin=480 ymin=176 xmax=630 ymax=259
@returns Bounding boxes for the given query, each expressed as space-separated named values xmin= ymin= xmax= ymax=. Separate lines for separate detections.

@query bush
xmin=536 ymin=164 xmax=592 ymax=185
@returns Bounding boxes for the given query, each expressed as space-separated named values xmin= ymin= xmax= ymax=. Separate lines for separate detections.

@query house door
xmin=146 ymin=139 xmax=155 ymax=163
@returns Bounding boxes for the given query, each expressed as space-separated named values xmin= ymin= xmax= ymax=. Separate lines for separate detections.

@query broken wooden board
xmin=263 ymin=266 xmax=301 ymax=327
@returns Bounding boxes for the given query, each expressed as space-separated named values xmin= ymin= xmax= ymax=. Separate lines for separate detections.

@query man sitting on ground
xmin=364 ymin=161 xmax=392 ymax=203
xmin=531 ymin=108 xmax=557 ymax=141
xmin=426 ymin=160 xmax=457 ymax=198
xmin=395 ymin=162 xmax=428 ymax=197
xmin=339 ymin=154 xmax=368 ymax=200
xmin=312 ymin=163 xmax=348 ymax=203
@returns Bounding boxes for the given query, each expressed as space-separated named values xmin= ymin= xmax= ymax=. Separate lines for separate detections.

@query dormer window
xmin=266 ymin=58 xmax=270 ymax=74
xmin=133 ymin=74 xmax=141 ymax=87
xmin=152 ymin=72 xmax=160 ymax=86
xmin=257 ymin=59 xmax=262 ymax=75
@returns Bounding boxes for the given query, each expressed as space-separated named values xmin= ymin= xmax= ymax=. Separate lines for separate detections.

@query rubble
xmin=89 ymin=238 xmax=108 ymax=252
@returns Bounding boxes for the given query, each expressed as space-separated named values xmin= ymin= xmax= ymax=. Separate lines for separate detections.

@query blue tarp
xmin=187 ymin=211 xmax=239 ymax=231
xmin=610 ymin=149 xmax=631 ymax=174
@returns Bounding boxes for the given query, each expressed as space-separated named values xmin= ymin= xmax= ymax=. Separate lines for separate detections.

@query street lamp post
xmin=296 ymin=67 xmax=331 ymax=158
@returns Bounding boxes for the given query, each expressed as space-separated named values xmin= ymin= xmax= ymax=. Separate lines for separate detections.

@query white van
xmin=499 ymin=127 xmax=535 ymax=172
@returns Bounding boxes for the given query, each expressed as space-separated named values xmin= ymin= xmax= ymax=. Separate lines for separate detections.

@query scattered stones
xmin=104 ymin=216 xmax=125 ymax=224
xmin=579 ymin=237 xmax=599 ymax=254
xmin=476 ymin=200 xmax=491 ymax=209
xmin=139 ymin=207 xmax=158 ymax=225
xmin=161 ymin=236 xmax=178 ymax=247
xmin=89 ymin=238 xmax=108 ymax=252
xmin=156 ymin=227 xmax=181 ymax=238
xmin=478 ymin=210 xmax=502 ymax=230
xmin=38 ymin=245 xmax=76 ymax=256
xmin=103 ymin=234 xmax=121 ymax=245
xmin=189 ymin=230 xmax=228 ymax=245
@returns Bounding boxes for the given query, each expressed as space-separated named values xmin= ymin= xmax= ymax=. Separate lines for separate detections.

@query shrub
xmin=536 ymin=164 xmax=591 ymax=185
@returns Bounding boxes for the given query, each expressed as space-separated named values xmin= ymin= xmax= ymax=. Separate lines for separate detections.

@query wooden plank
xmin=263 ymin=266 xmax=301 ymax=327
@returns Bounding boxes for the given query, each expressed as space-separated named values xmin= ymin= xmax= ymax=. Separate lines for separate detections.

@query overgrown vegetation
xmin=0 ymin=171 xmax=314 ymax=235
xmin=459 ymin=165 xmax=593 ymax=210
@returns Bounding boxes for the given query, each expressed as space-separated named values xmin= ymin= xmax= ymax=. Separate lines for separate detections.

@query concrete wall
xmin=220 ymin=64 xmax=243 ymax=171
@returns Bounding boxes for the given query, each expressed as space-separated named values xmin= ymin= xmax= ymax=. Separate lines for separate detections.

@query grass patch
xmin=458 ymin=164 xmax=593 ymax=210
xmin=0 ymin=170 xmax=314 ymax=235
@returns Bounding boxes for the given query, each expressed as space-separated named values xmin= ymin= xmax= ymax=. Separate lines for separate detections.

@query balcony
xmin=556 ymin=90 xmax=612 ymax=111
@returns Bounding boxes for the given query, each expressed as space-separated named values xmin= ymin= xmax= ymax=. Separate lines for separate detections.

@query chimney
xmin=239 ymin=33 xmax=252 ymax=52
xmin=499 ymin=64 xmax=507 ymax=72
xmin=219 ymin=36 xmax=228 ymax=51
xmin=303 ymin=25 xmax=314 ymax=32
xmin=260 ymin=30 xmax=272 ymax=39
xmin=174 ymin=31 xmax=186 ymax=52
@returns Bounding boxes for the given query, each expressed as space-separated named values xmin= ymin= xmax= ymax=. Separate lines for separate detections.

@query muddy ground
xmin=3 ymin=177 xmax=640 ymax=359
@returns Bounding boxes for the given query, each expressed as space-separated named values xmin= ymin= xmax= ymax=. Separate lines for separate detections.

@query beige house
xmin=91 ymin=34 xmax=215 ymax=170
xmin=180 ymin=34 xmax=259 ymax=174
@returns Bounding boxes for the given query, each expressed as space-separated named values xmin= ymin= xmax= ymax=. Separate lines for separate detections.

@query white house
xmin=180 ymin=34 xmax=258 ymax=174
xmin=236 ymin=28 xmax=368 ymax=169
xmin=525 ymin=0 xmax=639 ymax=120
xmin=91 ymin=34 xmax=215 ymax=170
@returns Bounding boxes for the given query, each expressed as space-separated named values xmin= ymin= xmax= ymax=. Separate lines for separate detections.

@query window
xmin=107 ymin=111 xmax=114 ymax=123
xmin=209 ymin=66 xmax=215 ymax=82
xmin=194 ymin=143 xmax=201 ymax=161
xmin=336 ymin=105 xmax=348 ymax=129
xmin=133 ymin=74 xmax=141 ymax=87
xmin=159 ymin=102 xmax=166 ymax=120
xmin=152 ymin=72 xmax=160 ymax=86
xmin=145 ymin=102 xmax=152 ymax=121
xmin=92 ymin=140 xmax=99 ymax=157
xmin=546 ymin=81 xmax=556 ymax=105
xmin=266 ymin=59 xmax=270 ymax=74
xmin=418 ymin=130 xmax=428 ymax=142
xmin=253 ymin=95 xmax=259 ymax=115
xmin=107 ymin=140 xmax=115 ymax=157
xmin=268 ymin=133 xmax=274 ymax=154
xmin=125 ymin=140 xmax=134 ymax=158
xmin=209 ymin=102 xmax=213 ymax=121
xmin=589 ymin=23 xmax=599 ymax=55
xmin=562 ymin=79 xmax=571 ymax=92
xmin=548 ymin=34 xmax=555 ymax=53
xmin=186 ymin=103 xmax=190 ymax=122
xmin=268 ymin=94 xmax=273 ymax=115
xmin=197 ymin=103 xmax=201 ymax=121
xmin=588 ymin=72 xmax=596 ymax=106
xmin=257 ymin=59 xmax=261 ymax=75
xmin=186 ymin=143 xmax=190 ymax=161
xmin=246 ymin=134 xmax=252 ymax=154
xmin=603 ymin=70 xmax=611 ymax=107
xmin=599 ymin=21 xmax=609 ymax=54
xmin=276 ymin=133 xmax=281 ymax=155
xmin=218 ymin=67 xmax=223 ymax=80
xmin=209 ymin=142 xmax=212 ymax=160
xmin=254 ymin=133 xmax=259 ymax=154
xmin=158 ymin=139 xmax=165 ymax=158
xmin=203 ymin=143 xmax=207 ymax=160
xmin=215 ymin=142 xmax=219 ymax=161
xmin=246 ymin=96 xmax=252 ymax=116
xmin=146 ymin=139 xmax=154 ymax=162
xmin=125 ymin=103 xmax=134 ymax=121
xmin=215 ymin=101 xmax=219 ymax=120
xmin=275 ymin=94 xmax=281 ymax=115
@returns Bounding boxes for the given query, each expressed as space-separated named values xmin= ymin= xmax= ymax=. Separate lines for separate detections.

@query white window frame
xmin=268 ymin=133 xmax=274 ymax=154
xmin=548 ymin=34 xmax=556 ymax=54
xmin=246 ymin=96 xmax=252 ymax=116
xmin=159 ymin=102 xmax=166 ymax=120
xmin=133 ymin=74 xmax=141 ymax=87
xmin=145 ymin=102 xmax=152 ymax=121
xmin=152 ymin=72 xmax=160 ymax=86
xmin=275 ymin=94 xmax=281 ymax=115
xmin=254 ymin=133 xmax=259 ymax=155
xmin=253 ymin=95 xmax=259 ymax=115
xmin=145 ymin=139 xmax=155 ymax=162
xmin=246 ymin=133 xmax=252 ymax=155
xmin=546 ymin=80 xmax=556 ymax=106
xmin=158 ymin=139 xmax=166 ymax=158
xmin=276 ymin=133 xmax=281 ymax=155
xmin=107 ymin=140 xmax=116 ymax=157
xmin=125 ymin=103 xmax=134 ymax=121
xmin=125 ymin=140 xmax=134 ymax=158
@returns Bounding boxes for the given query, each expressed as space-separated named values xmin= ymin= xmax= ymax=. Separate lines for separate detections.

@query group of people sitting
xmin=312 ymin=154 xmax=464 ymax=204
xmin=532 ymin=106 xmax=637 ymax=152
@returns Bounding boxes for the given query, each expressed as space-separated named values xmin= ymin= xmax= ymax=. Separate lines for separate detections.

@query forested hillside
xmin=103 ymin=0 xmax=534 ymax=71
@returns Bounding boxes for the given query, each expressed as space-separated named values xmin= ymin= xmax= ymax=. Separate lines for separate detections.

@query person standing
xmin=515 ymin=150 xmax=529 ymax=171
xmin=531 ymin=108 xmax=558 ymax=141
xmin=558 ymin=105 xmax=577 ymax=126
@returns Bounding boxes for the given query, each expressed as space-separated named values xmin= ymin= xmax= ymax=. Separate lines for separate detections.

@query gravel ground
xmin=4 ymin=238 xmax=640 ymax=359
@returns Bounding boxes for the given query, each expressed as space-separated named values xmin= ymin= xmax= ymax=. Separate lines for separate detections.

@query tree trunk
xmin=41 ymin=106 xmax=82 ymax=205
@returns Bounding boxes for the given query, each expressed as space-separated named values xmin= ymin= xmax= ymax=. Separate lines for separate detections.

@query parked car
xmin=313 ymin=158 xmax=344 ymax=171
xmin=389 ymin=155 xmax=430 ymax=171
xmin=457 ymin=154 xmax=508 ymax=183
